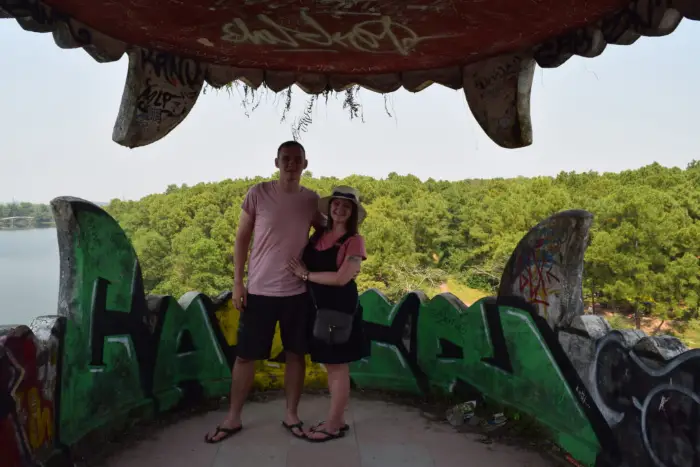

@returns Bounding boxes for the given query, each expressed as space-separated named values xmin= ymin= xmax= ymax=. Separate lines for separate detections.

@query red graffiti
xmin=517 ymin=250 xmax=561 ymax=307
xmin=0 ymin=326 xmax=57 ymax=467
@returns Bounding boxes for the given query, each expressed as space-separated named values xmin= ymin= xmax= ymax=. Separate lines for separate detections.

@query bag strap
xmin=308 ymin=283 xmax=319 ymax=311
xmin=335 ymin=232 xmax=353 ymax=247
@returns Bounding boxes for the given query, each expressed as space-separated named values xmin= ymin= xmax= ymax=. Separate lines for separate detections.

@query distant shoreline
xmin=0 ymin=225 xmax=56 ymax=231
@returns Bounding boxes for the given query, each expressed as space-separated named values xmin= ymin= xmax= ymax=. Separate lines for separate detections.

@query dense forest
xmin=10 ymin=163 xmax=700 ymax=341
xmin=0 ymin=202 xmax=54 ymax=228
xmin=102 ymin=162 xmax=700 ymax=326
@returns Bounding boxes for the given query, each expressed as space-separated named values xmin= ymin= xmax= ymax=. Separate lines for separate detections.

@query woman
xmin=287 ymin=185 xmax=369 ymax=443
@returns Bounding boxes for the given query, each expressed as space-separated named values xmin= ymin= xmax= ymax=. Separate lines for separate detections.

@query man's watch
xmin=301 ymin=272 xmax=309 ymax=281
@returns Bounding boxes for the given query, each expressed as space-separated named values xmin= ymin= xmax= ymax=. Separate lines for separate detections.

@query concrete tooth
xmin=462 ymin=52 xmax=535 ymax=149
xmin=112 ymin=48 xmax=205 ymax=148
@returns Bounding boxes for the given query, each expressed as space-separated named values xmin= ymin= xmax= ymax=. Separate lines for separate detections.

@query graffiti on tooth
xmin=135 ymin=78 xmax=197 ymax=121
xmin=113 ymin=48 xmax=204 ymax=148
xmin=139 ymin=49 xmax=203 ymax=87
xmin=499 ymin=210 xmax=592 ymax=329
xmin=220 ymin=10 xmax=457 ymax=55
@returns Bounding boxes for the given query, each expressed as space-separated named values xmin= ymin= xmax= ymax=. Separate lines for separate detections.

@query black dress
xmin=302 ymin=232 xmax=369 ymax=365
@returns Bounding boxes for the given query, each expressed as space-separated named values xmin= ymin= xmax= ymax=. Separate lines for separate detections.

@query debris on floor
xmin=445 ymin=400 xmax=477 ymax=426
xmin=482 ymin=412 xmax=507 ymax=431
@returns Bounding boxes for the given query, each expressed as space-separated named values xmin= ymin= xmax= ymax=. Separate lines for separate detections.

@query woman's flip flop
xmin=204 ymin=425 xmax=243 ymax=444
xmin=305 ymin=428 xmax=346 ymax=443
xmin=311 ymin=421 xmax=350 ymax=432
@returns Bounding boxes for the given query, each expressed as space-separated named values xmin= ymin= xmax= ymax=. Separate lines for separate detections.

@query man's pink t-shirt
xmin=314 ymin=232 xmax=367 ymax=267
xmin=242 ymin=181 xmax=319 ymax=297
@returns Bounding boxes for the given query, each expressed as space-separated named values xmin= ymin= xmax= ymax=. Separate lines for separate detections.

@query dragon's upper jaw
xmin=1 ymin=0 xmax=696 ymax=149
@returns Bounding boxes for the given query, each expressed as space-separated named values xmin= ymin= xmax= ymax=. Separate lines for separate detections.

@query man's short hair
xmin=277 ymin=141 xmax=306 ymax=158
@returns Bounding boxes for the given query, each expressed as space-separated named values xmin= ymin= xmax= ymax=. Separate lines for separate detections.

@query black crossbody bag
xmin=308 ymin=286 xmax=358 ymax=345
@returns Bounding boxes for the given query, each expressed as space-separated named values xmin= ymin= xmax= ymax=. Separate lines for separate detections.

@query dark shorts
xmin=235 ymin=292 xmax=310 ymax=361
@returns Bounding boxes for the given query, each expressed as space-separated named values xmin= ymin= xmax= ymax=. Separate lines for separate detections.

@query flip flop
xmin=305 ymin=428 xmax=346 ymax=443
xmin=282 ymin=421 xmax=306 ymax=439
xmin=204 ymin=425 xmax=243 ymax=444
xmin=311 ymin=421 xmax=350 ymax=432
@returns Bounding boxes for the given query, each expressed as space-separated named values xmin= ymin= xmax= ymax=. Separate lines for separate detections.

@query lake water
xmin=0 ymin=228 xmax=60 ymax=326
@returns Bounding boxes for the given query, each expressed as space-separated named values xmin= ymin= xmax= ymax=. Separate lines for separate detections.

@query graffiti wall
xmin=0 ymin=318 xmax=64 ymax=466
xmin=350 ymin=291 xmax=614 ymax=465
xmin=1 ymin=197 xmax=698 ymax=467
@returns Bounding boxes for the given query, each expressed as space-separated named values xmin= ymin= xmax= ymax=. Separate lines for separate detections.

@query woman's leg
xmin=308 ymin=363 xmax=350 ymax=439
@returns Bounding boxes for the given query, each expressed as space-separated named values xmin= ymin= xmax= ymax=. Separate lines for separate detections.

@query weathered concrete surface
xmin=498 ymin=210 xmax=593 ymax=330
xmin=101 ymin=396 xmax=551 ymax=467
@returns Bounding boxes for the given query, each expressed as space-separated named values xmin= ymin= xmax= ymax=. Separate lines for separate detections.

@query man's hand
xmin=233 ymin=282 xmax=247 ymax=311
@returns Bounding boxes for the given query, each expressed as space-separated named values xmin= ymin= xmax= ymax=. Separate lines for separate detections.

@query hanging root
xmin=207 ymin=82 xmax=387 ymax=139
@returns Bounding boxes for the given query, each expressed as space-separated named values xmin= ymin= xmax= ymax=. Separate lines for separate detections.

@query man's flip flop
xmin=282 ymin=421 xmax=306 ymax=439
xmin=204 ymin=425 xmax=243 ymax=444
xmin=305 ymin=428 xmax=346 ymax=443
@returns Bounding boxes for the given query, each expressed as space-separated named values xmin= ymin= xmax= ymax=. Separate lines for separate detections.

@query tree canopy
xmin=98 ymin=162 xmax=700 ymax=323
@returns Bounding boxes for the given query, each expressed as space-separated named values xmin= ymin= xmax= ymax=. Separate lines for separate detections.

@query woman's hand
xmin=287 ymin=257 xmax=308 ymax=280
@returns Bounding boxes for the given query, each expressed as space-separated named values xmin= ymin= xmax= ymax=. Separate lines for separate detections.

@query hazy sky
xmin=1 ymin=20 xmax=698 ymax=204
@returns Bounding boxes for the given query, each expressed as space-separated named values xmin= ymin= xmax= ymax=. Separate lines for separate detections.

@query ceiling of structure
xmin=1 ymin=0 xmax=697 ymax=149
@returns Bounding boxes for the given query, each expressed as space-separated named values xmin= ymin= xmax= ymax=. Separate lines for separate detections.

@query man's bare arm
xmin=311 ymin=210 xmax=327 ymax=233
xmin=234 ymin=210 xmax=255 ymax=286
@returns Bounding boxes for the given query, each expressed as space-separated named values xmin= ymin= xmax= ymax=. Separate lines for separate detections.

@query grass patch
xmin=430 ymin=278 xmax=490 ymax=305
xmin=665 ymin=319 xmax=700 ymax=348
xmin=605 ymin=313 xmax=635 ymax=331
xmin=602 ymin=311 xmax=700 ymax=348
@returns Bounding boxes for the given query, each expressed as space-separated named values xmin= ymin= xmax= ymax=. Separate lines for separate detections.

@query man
xmin=205 ymin=141 xmax=323 ymax=443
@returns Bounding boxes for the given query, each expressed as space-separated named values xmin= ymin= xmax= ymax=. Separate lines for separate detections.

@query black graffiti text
xmin=136 ymin=81 xmax=187 ymax=114
xmin=139 ymin=49 xmax=202 ymax=87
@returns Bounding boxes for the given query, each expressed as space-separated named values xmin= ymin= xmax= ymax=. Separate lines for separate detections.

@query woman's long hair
xmin=326 ymin=201 xmax=359 ymax=236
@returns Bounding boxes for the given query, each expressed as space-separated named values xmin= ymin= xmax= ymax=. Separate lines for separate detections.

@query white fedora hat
xmin=319 ymin=186 xmax=367 ymax=224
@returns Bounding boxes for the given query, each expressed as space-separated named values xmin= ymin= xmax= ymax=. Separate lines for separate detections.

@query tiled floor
xmin=104 ymin=395 xmax=552 ymax=467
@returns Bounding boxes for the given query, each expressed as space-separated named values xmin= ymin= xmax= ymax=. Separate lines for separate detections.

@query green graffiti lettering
xmin=350 ymin=290 xmax=602 ymax=466
xmin=152 ymin=293 xmax=231 ymax=411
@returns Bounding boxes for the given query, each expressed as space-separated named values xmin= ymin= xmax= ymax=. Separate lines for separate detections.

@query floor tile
xmin=287 ymin=441 xmax=361 ymax=467
xmin=213 ymin=443 xmax=286 ymax=467
xmin=359 ymin=442 xmax=435 ymax=467
xmin=100 ymin=395 xmax=552 ymax=467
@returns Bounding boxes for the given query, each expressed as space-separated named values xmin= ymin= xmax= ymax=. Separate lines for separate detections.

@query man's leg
xmin=284 ymin=351 xmax=306 ymax=426
xmin=206 ymin=356 xmax=255 ymax=442
xmin=279 ymin=293 xmax=311 ymax=436
xmin=206 ymin=294 xmax=276 ymax=442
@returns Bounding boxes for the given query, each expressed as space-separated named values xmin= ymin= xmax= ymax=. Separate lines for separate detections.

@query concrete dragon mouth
xmin=1 ymin=0 xmax=697 ymax=149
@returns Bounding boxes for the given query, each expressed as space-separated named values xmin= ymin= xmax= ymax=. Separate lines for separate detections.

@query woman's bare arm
xmin=307 ymin=255 xmax=362 ymax=286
